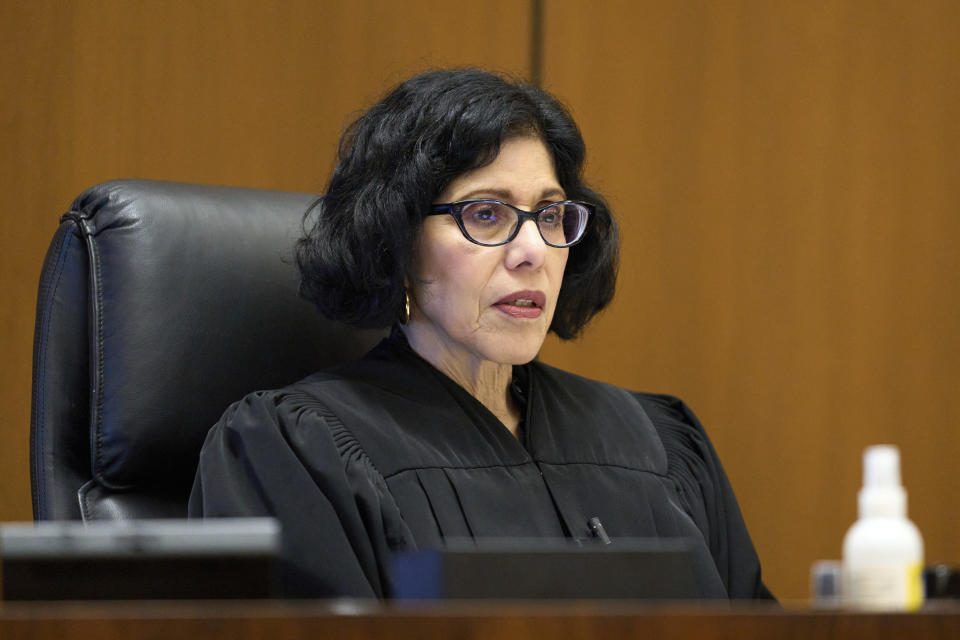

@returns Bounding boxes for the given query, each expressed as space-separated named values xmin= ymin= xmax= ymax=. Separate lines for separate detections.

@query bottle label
xmin=845 ymin=562 xmax=924 ymax=611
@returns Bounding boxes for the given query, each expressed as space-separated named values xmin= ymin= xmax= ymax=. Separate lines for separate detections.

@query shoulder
xmin=528 ymin=361 xmax=715 ymax=466
xmin=202 ymin=373 xmax=369 ymax=461
xmin=630 ymin=392 xmax=712 ymax=451
xmin=213 ymin=377 xmax=334 ymax=431
xmin=630 ymin=392 xmax=700 ymax=427
xmin=527 ymin=363 xmax=702 ymax=471
xmin=530 ymin=361 xmax=701 ymax=431
xmin=612 ymin=391 xmax=721 ymax=493
xmin=528 ymin=360 xmax=640 ymax=406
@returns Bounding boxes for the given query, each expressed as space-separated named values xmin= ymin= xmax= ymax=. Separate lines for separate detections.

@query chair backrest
xmin=30 ymin=180 xmax=384 ymax=521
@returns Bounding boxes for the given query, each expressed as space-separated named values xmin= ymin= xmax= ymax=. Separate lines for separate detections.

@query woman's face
xmin=407 ymin=136 xmax=569 ymax=367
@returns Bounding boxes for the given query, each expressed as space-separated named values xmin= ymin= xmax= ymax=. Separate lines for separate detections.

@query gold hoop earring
xmin=399 ymin=289 xmax=411 ymax=324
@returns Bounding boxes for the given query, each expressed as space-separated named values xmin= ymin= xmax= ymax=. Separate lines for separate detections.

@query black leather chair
xmin=30 ymin=180 xmax=384 ymax=521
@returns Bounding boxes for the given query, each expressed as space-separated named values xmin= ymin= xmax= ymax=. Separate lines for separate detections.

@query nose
xmin=504 ymin=218 xmax=547 ymax=270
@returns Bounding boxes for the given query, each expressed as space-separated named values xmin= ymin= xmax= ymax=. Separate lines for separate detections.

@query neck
xmin=400 ymin=323 xmax=521 ymax=435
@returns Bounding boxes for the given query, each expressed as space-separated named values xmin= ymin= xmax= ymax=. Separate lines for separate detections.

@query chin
xmin=480 ymin=333 xmax=546 ymax=365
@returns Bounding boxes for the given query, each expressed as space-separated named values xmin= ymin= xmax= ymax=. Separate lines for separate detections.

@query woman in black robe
xmin=188 ymin=69 xmax=774 ymax=600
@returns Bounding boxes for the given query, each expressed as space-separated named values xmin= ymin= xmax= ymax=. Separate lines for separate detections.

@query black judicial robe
xmin=188 ymin=333 xmax=774 ymax=600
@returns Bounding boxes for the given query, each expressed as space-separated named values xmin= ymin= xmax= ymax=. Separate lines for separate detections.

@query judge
xmin=189 ymin=69 xmax=774 ymax=600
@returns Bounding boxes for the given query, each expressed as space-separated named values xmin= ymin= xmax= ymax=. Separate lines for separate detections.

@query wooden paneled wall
xmin=2 ymin=0 xmax=957 ymax=601
xmin=0 ymin=0 xmax=531 ymax=533
xmin=538 ymin=0 xmax=960 ymax=602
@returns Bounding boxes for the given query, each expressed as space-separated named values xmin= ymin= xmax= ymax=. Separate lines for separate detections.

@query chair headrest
xmin=70 ymin=180 xmax=383 ymax=493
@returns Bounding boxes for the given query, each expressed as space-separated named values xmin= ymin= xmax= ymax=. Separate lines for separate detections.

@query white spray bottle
xmin=842 ymin=445 xmax=924 ymax=610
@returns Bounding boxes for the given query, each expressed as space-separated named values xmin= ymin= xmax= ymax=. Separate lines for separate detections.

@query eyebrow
xmin=456 ymin=187 xmax=567 ymax=202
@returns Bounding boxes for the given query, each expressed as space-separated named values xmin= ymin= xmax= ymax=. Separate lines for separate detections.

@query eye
xmin=463 ymin=202 xmax=506 ymax=226
xmin=539 ymin=204 xmax=564 ymax=227
xmin=472 ymin=207 xmax=498 ymax=222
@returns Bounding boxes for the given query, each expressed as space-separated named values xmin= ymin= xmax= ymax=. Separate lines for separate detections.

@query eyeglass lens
xmin=459 ymin=202 xmax=588 ymax=246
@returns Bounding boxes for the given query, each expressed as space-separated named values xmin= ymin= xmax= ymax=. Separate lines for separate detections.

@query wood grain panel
xmin=540 ymin=0 xmax=960 ymax=600
xmin=2 ymin=601 xmax=960 ymax=639
xmin=0 ymin=0 xmax=531 ymax=522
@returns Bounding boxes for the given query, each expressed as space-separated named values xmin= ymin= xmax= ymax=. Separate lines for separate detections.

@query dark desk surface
xmin=2 ymin=600 xmax=960 ymax=640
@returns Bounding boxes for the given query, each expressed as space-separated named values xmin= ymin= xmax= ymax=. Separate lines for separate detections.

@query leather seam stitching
xmin=80 ymin=217 xmax=108 ymax=487
xmin=31 ymin=225 xmax=73 ymax=518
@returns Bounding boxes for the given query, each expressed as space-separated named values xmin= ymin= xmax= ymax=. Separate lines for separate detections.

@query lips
xmin=494 ymin=290 xmax=546 ymax=319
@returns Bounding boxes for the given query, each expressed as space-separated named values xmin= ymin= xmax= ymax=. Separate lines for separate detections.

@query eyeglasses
xmin=428 ymin=199 xmax=593 ymax=248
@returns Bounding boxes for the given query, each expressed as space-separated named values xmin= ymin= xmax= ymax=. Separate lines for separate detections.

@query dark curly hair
xmin=296 ymin=69 xmax=618 ymax=340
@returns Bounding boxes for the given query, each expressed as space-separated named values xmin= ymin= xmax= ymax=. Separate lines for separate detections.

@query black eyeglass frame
xmin=428 ymin=199 xmax=594 ymax=248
